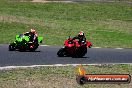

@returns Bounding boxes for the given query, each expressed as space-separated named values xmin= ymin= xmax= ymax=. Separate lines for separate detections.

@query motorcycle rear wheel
xmin=19 ymin=45 xmax=26 ymax=52
xmin=9 ymin=44 xmax=15 ymax=51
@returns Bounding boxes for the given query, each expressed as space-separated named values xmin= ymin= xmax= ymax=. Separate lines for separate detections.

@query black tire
xmin=29 ymin=48 xmax=36 ymax=52
xmin=9 ymin=44 xmax=15 ymax=51
xmin=29 ymin=43 xmax=38 ymax=52
xmin=81 ymin=47 xmax=87 ymax=57
xmin=76 ymin=47 xmax=87 ymax=58
xmin=57 ymin=48 xmax=66 ymax=57
xmin=29 ymin=46 xmax=37 ymax=52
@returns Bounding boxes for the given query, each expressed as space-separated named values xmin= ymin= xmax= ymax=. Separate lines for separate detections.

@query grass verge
xmin=0 ymin=0 xmax=132 ymax=48
xmin=0 ymin=64 xmax=132 ymax=88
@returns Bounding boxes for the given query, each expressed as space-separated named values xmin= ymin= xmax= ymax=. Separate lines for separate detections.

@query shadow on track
xmin=8 ymin=49 xmax=41 ymax=52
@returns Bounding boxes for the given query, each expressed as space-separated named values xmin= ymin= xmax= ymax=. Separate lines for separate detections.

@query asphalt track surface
xmin=0 ymin=45 xmax=132 ymax=67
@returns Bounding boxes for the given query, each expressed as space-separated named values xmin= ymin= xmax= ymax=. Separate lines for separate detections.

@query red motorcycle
xmin=57 ymin=36 xmax=92 ymax=58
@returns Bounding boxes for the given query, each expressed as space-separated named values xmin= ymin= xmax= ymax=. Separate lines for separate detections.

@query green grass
xmin=0 ymin=64 xmax=132 ymax=88
xmin=0 ymin=0 xmax=132 ymax=48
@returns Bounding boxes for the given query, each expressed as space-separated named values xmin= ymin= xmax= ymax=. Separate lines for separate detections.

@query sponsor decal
xmin=76 ymin=65 xmax=131 ymax=85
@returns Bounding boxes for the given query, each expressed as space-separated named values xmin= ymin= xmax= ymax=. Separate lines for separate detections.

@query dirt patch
xmin=32 ymin=0 xmax=46 ymax=2
xmin=31 ymin=0 xmax=74 ymax=3
xmin=28 ymin=0 xmax=132 ymax=4
xmin=0 ymin=15 xmax=45 ymax=26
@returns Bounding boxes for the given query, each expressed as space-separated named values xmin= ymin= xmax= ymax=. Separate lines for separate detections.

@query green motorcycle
xmin=9 ymin=34 xmax=43 ymax=52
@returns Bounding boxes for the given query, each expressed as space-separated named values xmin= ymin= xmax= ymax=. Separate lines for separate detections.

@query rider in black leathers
xmin=72 ymin=31 xmax=86 ymax=44
xmin=24 ymin=28 xmax=38 ymax=43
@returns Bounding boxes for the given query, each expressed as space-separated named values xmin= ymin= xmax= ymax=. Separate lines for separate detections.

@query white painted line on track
xmin=40 ymin=45 xmax=49 ymax=46
xmin=0 ymin=64 xmax=95 ymax=70
xmin=0 ymin=64 xmax=109 ymax=70
xmin=92 ymin=47 xmax=102 ymax=48
xmin=0 ymin=64 xmax=132 ymax=70
xmin=115 ymin=48 xmax=123 ymax=49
